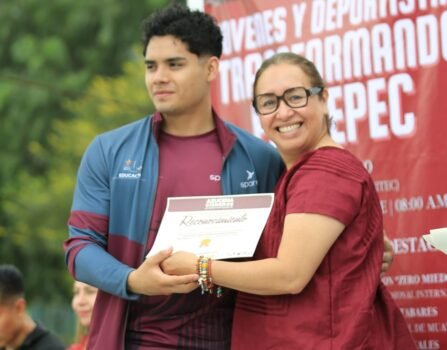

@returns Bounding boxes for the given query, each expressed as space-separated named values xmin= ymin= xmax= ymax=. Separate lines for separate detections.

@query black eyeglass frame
xmin=252 ymin=86 xmax=324 ymax=115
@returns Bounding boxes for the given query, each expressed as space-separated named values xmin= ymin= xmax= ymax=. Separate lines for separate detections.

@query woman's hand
xmin=161 ymin=251 xmax=199 ymax=276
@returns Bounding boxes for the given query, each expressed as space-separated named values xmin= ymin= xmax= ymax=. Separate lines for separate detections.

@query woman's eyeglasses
xmin=253 ymin=86 xmax=323 ymax=115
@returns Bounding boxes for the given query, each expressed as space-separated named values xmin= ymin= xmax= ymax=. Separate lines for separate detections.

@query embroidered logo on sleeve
xmin=240 ymin=169 xmax=258 ymax=188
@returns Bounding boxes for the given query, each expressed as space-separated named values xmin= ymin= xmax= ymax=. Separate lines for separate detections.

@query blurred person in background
xmin=0 ymin=264 xmax=65 ymax=350
xmin=67 ymin=281 xmax=98 ymax=350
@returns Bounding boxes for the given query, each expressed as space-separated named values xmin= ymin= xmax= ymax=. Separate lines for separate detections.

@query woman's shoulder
xmin=285 ymin=147 xmax=371 ymax=189
xmin=301 ymin=147 xmax=367 ymax=176
xmin=310 ymin=146 xmax=360 ymax=164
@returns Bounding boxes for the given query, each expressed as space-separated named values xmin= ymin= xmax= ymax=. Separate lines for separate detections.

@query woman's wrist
xmin=196 ymin=256 xmax=222 ymax=297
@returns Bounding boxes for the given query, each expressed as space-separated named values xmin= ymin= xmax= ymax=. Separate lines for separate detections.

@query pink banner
xmin=205 ymin=1 xmax=447 ymax=348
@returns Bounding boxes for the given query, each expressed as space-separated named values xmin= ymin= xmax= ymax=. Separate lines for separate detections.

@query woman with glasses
xmin=163 ymin=52 xmax=416 ymax=349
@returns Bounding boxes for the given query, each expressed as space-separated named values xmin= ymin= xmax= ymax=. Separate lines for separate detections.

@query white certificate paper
xmin=147 ymin=193 xmax=274 ymax=259
xmin=423 ymin=227 xmax=447 ymax=255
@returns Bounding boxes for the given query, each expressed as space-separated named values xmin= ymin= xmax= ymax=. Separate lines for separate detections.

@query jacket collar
xmin=151 ymin=109 xmax=236 ymax=157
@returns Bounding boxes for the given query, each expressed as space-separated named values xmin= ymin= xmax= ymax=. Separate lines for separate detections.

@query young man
xmin=0 ymin=265 xmax=65 ymax=350
xmin=64 ymin=4 xmax=283 ymax=349
xmin=64 ymin=4 xmax=393 ymax=349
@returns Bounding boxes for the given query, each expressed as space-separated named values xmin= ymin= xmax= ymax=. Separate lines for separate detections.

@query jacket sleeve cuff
xmin=122 ymin=268 xmax=140 ymax=300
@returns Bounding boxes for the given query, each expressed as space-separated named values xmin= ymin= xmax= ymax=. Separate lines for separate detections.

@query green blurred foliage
xmin=0 ymin=0 xmax=180 ymax=308
xmin=1 ymin=54 xmax=150 ymax=303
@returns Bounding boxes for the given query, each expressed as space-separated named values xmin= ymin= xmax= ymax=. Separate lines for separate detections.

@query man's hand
xmin=161 ymin=251 xmax=198 ymax=276
xmin=127 ymin=248 xmax=199 ymax=296
xmin=381 ymin=235 xmax=394 ymax=277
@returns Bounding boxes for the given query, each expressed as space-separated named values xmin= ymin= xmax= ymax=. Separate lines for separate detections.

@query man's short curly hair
xmin=142 ymin=4 xmax=223 ymax=58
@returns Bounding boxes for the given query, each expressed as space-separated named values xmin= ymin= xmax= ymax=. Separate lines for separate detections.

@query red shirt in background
xmin=67 ymin=335 xmax=88 ymax=350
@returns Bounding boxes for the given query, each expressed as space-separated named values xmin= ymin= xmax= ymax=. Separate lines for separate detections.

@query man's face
xmin=144 ymin=35 xmax=218 ymax=120
xmin=0 ymin=299 xmax=23 ymax=348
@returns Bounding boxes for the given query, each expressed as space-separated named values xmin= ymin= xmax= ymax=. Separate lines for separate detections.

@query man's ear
xmin=206 ymin=56 xmax=219 ymax=82
xmin=14 ymin=297 xmax=27 ymax=314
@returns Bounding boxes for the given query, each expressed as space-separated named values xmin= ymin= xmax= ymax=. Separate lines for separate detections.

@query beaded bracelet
xmin=209 ymin=258 xmax=223 ymax=298
xmin=197 ymin=256 xmax=222 ymax=297
xmin=197 ymin=256 xmax=212 ymax=294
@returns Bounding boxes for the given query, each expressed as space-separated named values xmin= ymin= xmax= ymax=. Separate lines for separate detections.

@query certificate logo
xmin=205 ymin=198 xmax=234 ymax=209
xmin=200 ymin=238 xmax=212 ymax=248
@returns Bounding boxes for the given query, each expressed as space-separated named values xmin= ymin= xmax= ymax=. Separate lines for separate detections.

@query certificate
xmin=423 ymin=227 xmax=447 ymax=255
xmin=147 ymin=193 xmax=274 ymax=259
